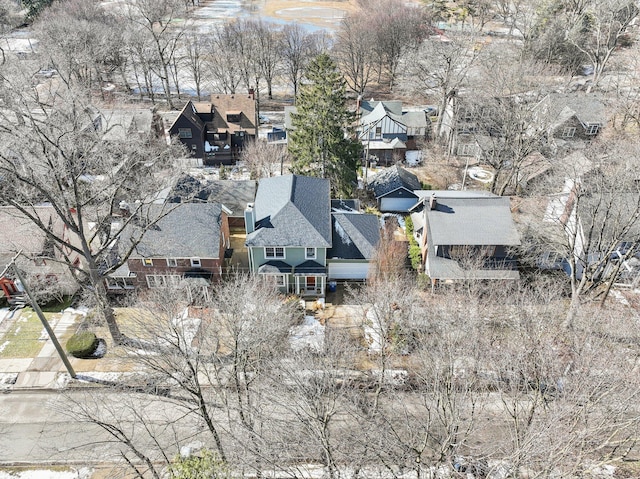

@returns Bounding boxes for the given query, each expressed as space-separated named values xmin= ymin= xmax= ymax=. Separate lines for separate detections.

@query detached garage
xmin=327 ymin=212 xmax=380 ymax=281
xmin=379 ymin=188 xmax=419 ymax=212
xmin=328 ymin=261 xmax=370 ymax=280
xmin=368 ymin=165 xmax=421 ymax=212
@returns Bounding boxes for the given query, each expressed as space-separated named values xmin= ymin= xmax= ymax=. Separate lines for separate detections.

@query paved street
xmin=0 ymin=390 xmax=203 ymax=465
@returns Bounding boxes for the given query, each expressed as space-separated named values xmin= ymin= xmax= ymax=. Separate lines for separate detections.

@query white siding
xmin=328 ymin=262 xmax=370 ymax=280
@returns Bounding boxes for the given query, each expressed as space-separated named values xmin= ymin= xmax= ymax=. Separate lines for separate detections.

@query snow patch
xmin=0 ymin=468 xmax=93 ymax=479
xmin=290 ymin=316 xmax=325 ymax=352
xmin=334 ymin=219 xmax=352 ymax=245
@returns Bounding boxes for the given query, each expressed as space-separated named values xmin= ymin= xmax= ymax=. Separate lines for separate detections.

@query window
xmin=143 ymin=258 xmax=153 ymax=267
xmin=305 ymin=248 xmax=316 ymax=260
xmin=166 ymin=258 xmax=178 ymax=267
xmin=562 ymin=127 xmax=576 ymax=138
xmin=107 ymin=277 xmax=135 ymax=290
xmin=265 ymin=247 xmax=285 ymax=259
xmin=375 ymin=126 xmax=382 ymax=138
xmin=276 ymin=275 xmax=286 ymax=287
xmin=191 ymin=258 xmax=202 ymax=267
xmin=178 ymin=128 xmax=192 ymax=139
xmin=457 ymin=143 xmax=477 ymax=157
xmin=586 ymin=124 xmax=600 ymax=135
xmin=147 ymin=274 xmax=181 ymax=288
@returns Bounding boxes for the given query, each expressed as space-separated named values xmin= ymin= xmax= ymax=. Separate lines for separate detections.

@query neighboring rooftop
xmin=369 ymin=165 xmax=422 ymax=198
xmin=123 ymin=203 xmax=225 ymax=259
xmin=426 ymin=196 xmax=521 ymax=246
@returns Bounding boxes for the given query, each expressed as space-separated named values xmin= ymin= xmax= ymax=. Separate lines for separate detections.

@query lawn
xmin=0 ymin=308 xmax=56 ymax=358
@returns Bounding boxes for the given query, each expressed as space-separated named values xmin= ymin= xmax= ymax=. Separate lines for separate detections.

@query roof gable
xmin=168 ymin=101 xmax=205 ymax=134
xmin=246 ymin=175 xmax=332 ymax=247
xmin=369 ymin=165 xmax=421 ymax=198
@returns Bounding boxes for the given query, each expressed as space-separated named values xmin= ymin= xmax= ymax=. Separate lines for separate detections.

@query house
xmin=0 ymin=206 xmax=83 ymax=303
xmin=169 ymin=175 xmax=257 ymax=228
xmin=536 ymin=93 xmax=606 ymax=145
xmin=357 ymin=100 xmax=430 ymax=165
xmin=168 ymin=92 xmax=257 ymax=166
xmin=107 ymin=203 xmax=230 ymax=293
xmin=368 ymin=165 xmax=422 ymax=212
xmin=244 ymin=175 xmax=381 ymax=296
xmin=245 ymin=175 xmax=332 ymax=296
xmin=410 ymin=191 xmax=521 ymax=285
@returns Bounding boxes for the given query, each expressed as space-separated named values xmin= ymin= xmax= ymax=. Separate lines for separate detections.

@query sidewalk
xmin=0 ymin=309 xmax=81 ymax=390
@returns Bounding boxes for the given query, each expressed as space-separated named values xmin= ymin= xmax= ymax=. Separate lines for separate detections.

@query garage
xmin=379 ymin=196 xmax=418 ymax=212
xmin=328 ymin=262 xmax=370 ymax=280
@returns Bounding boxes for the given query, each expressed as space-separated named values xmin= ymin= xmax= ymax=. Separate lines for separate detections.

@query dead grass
xmin=0 ymin=308 xmax=55 ymax=359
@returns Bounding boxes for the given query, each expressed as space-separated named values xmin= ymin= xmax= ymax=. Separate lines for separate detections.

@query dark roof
xmin=369 ymin=165 xmax=421 ymax=198
xmin=246 ymin=175 xmax=332 ymax=248
xmin=331 ymin=199 xmax=360 ymax=212
xmin=360 ymin=100 xmax=403 ymax=116
xmin=328 ymin=213 xmax=380 ymax=260
xmin=426 ymin=196 xmax=521 ymax=246
xmin=258 ymin=260 xmax=293 ymax=274
xmin=124 ymin=203 xmax=224 ymax=259
xmin=168 ymin=176 xmax=256 ymax=217
xmin=168 ymin=101 xmax=205 ymax=135
xmin=293 ymin=260 xmax=327 ymax=275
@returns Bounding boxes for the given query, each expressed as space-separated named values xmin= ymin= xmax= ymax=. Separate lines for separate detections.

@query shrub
xmin=66 ymin=331 xmax=99 ymax=358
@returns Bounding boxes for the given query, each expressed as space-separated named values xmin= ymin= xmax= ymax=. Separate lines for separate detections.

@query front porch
xmin=257 ymin=260 xmax=327 ymax=297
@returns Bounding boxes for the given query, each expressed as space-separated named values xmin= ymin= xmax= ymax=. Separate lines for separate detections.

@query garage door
xmin=328 ymin=262 xmax=370 ymax=280
xmin=380 ymin=197 xmax=417 ymax=212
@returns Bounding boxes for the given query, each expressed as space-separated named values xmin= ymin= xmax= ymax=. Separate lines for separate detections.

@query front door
xmin=306 ymin=276 xmax=316 ymax=291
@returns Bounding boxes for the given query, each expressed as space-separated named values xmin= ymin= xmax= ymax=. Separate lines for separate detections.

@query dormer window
xmin=226 ymin=111 xmax=241 ymax=123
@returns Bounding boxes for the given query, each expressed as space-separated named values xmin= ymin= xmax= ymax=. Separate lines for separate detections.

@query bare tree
xmin=182 ymin=33 xmax=207 ymax=101
xmin=566 ymin=0 xmax=638 ymax=92
xmin=240 ymin=140 xmax=287 ymax=179
xmin=333 ymin=12 xmax=375 ymax=95
xmin=0 ymin=77 xmax=185 ymax=343
xmin=363 ymin=0 xmax=430 ymax=90
xmin=281 ymin=23 xmax=318 ymax=99
xmin=253 ymin=21 xmax=280 ymax=100
xmin=123 ymin=0 xmax=188 ymax=108
xmin=206 ymin=24 xmax=243 ymax=94
xmin=409 ymin=32 xmax=484 ymax=140
xmin=34 ymin=0 xmax=125 ymax=91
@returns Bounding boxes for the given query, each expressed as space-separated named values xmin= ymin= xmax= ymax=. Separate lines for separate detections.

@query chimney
xmin=244 ymin=203 xmax=256 ymax=234
xmin=248 ymin=88 xmax=255 ymax=100
xmin=119 ymin=200 xmax=131 ymax=217
xmin=429 ymin=194 xmax=437 ymax=210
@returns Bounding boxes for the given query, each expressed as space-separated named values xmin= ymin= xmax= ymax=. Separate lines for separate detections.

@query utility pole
xmin=10 ymin=253 xmax=76 ymax=379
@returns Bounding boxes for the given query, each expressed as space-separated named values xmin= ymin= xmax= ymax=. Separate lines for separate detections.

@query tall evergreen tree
xmin=289 ymin=53 xmax=361 ymax=197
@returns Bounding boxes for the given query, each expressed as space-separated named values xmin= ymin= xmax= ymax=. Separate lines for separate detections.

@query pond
xmin=192 ymin=0 xmax=355 ymax=32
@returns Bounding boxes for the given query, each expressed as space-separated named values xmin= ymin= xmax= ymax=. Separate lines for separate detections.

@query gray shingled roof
xmin=426 ymin=196 xmax=521 ymax=246
xmin=328 ymin=213 xmax=380 ymax=260
xmin=125 ymin=203 xmax=223 ymax=259
xmin=541 ymin=93 xmax=606 ymax=128
xmin=246 ymin=175 xmax=332 ymax=248
xmin=169 ymin=176 xmax=256 ymax=218
xmin=369 ymin=165 xmax=422 ymax=198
